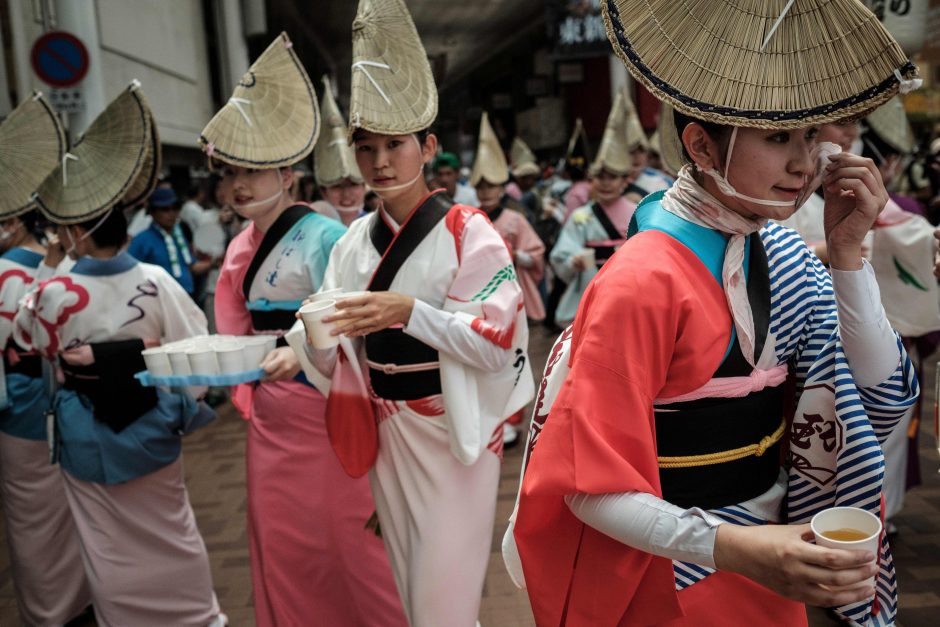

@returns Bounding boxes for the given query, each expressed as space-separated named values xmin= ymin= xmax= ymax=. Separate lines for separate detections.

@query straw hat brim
xmin=35 ymin=84 xmax=152 ymax=225
xmin=865 ymin=97 xmax=914 ymax=154
xmin=200 ymin=33 xmax=318 ymax=169
xmin=656 ymin=104 xmax=688 ymax=177
xmin=602 ymin=0 xmax=918 ymax=129
xmin=348 ymin=0 xmax=438 ymax=140
xmin=0 ymin=93 xmax=67 ymax=219
xmin=119 ymin=111 xmax=162 ymax=210
xmin=512 ymin=162 xmax=540 ymax=178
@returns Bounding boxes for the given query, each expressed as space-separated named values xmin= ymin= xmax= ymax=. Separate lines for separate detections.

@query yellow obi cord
xmin=657 ymin=418 xmax=787 ymax=469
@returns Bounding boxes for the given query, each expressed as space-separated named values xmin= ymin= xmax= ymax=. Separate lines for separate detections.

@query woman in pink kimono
xmin=203 ymin=34 xmax=404 ymax=627
xmin=471 ymin=113 xmax=546 ymax=322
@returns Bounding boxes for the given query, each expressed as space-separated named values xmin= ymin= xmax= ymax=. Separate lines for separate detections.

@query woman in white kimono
xmin=0 ymin=93 xmax=91 ymax=626
xmin=550 ymin=89 xmax=637 ymax=326
xmin=14 ymin=83 xmax=224 ymax=627
xmin=307 ymin=1 xmax=534 ymax=624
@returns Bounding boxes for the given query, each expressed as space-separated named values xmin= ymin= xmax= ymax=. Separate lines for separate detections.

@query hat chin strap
xmin=63 ymin=208 xmax=113 ymax=255
xmin=235 ymin=188 xmax=284 ymax=210
xmin=702 ymin=127 xmax=798 ymax=208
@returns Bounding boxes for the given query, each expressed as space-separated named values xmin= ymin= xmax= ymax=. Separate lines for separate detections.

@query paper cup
xmin=141 ymin=347 xmax=172 ymax=377
xmin=299 ymin=300 xmax=339 ymax=349
xmin=166 ymin=345 xmax=193 ymax=376
xmin=811 ymin=506 xmax=882 ymax=590
xmin=215 ymin=344 xmax=246 ymax=374
xmin=579 ymin=247 xmax=596 ymax=269
xmin=242 ymin=338 xmax=269 ymax=369
xmin=307 ymin=287 xmax=345 ymax=303
xmin=186 ymin=347 xmax=220 ymax=376
xmin=335 ymin=290 xmax=368 ymax=307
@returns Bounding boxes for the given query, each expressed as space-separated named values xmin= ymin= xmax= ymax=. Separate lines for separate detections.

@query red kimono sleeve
xmin=515 ymin=230 xmax=731 ymax=626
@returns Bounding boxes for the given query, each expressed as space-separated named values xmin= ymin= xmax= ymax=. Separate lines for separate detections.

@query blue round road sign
xmin=31 ymin=31 xmax=89 ymax=88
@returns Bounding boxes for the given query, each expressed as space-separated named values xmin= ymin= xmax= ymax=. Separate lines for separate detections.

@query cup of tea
xmin=811 ymin=506 xmax=882 ymax=590
xmin=299 ymin=299 xmax=339 ymax=349
xmin=578 ymin=247 xmax=596 ymax=270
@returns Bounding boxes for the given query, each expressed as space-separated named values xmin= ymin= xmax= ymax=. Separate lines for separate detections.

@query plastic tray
xmin=134 ymin=368 xmax=265 ymax=387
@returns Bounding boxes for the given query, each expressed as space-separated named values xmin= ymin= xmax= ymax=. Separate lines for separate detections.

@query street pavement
xmin=0 ymin=324 xmax=936 ymax=625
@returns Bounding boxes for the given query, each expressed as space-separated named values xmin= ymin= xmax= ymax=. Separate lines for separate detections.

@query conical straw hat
xmin=35 ymin=81 xmax=153 ymax=225
xmin=469 ymin=112 xmax=509 ymax=186
xmin=656 ymin=103 xmax=687 ymax=176
xmin=314 ymin=76 xmax=363 ymax=187
xmin=865 ymin=97 xmax=914 ymax=154
xmin=348 ymin=0 xmax=438 ymax=140
xmin=119 ymin=104 xmax=162 ymax=210
xmin=200 ymin=32 xmax=318 ymax=169
xmin=590 ymin=90 xmax=632 ymax=177
xmin=565 ymin=118 xmax=591 ymax=171
xmin=510 ymin=138 xmax=539 ymax=178
xmin=0 ymin=92 xmax=66 ymax=220
xmin=622 ymin=89 xmax=649 ymax=152
xmin=601 ymin=0 xmax=919 ymax=129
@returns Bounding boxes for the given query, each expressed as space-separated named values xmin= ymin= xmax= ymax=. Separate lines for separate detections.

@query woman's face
xmin=817 ymin=122 xmax=859 ymax=153
xmin=217 ymin=164 xmax=291 ymax=221
xmin=475 ymin=180 xmax=504 ymax=210
xmin=353 ymin=131 xmax=434 ymax=201
xmin=592 ymin=170 xmax=627 ymax=201
xmin=695 ymin=125 xmax=819 ymax=221
xmin=322 ymin=178 xmax=366 ymax=211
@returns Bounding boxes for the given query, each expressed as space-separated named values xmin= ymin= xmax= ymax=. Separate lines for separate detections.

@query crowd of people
xmin=0 ymin=0 xmax=938 ymax=625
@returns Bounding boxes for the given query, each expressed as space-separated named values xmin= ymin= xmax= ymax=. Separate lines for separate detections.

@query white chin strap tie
xmin=702 ymin=128 xmax=841 ymax=209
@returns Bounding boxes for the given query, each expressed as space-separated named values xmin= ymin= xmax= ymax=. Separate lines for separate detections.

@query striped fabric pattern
xmin=672 ymin=223 xmax=918 ymax=627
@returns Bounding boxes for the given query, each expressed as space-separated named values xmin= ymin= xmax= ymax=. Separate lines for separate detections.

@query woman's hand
xmin=822 ymin=153 xmax=888 ymax=270
xmin=713 ymin=523 xmax=878 ymax=607
xmin=43 ymin=232 xmax=66 ymax=268
xmin=322 ymin=291 xmax=415 ymax=337
xmin=260 ymin=346 xmax=300 ymax=381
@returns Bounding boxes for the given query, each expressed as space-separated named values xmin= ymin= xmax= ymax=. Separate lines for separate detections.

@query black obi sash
xmin=586 ymin=202 xmax=626 ymax=266
xmin=654 ymin=237 xmax=783 ymax=510
xmin=62 ymin=339 xmax=158 ymax=433
xmin=3 ymin=342 xmax=42 ymax=378
xmin=244 ymin=204 xmax=312 ymax=332
xmin=365 ymin=192 xmax=454 ymax=400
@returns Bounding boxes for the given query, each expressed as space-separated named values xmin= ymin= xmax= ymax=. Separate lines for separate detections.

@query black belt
xmin=62 ymin=339 xmax=158 ymax=433
xmin=365 ymin=328 xmax=441 ymax=400
xmin=655 ymin=385 xmax=784 ymax=510
xmin=3 ymin=353 xmax=42 ymax=378
xmin=250 ymin=309 xmax=297 ymax=332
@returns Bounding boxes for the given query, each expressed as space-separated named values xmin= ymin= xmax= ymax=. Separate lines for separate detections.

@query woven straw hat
xmin=0 ymin=93 xmax=66 ymax=220
xmin=314 ymin=76 xmax=363 ymax=187
xmin=622 ymin=90 xmax=649 ymax=152
xmin=119 ymin=104 xmax=162 ymax=210
xmin=602 ymin=0 xmax=919 ymax=129
xmin=348 ymin=0 xmax=438 ymax=140
xmin=565 ymin=118 xmax=591 ymax=171
xmin=590 ymin=90 xmax=632 ymax=177
xmin=470 ymin=112 xmax=509 ymax=186
xmin=656 ymin=103 xmax=687 ymax=176
xmin=35 ymin=82 xmax=153 ymax=225
xmin=865 ymin=97 xmax=914 ymax=154
xmin=510 ymin=137 xmax=539 ymax=178
xmin=200 ymin=32 xmax=318 ymax=169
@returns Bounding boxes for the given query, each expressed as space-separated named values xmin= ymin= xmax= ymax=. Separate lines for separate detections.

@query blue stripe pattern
xmin=671 ymin=222 xmax=918 ymax=626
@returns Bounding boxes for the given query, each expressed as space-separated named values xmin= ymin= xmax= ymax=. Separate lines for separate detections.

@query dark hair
xmin=351 ymin=127 xmax=432 ymax=145
xmin=673 ymin=109 xmax=733 ymax=164
xmin=187 ymin=182 xmax=202 ymax=199
xmin=861 ymin=129 xmax=900 ymax=163
xmin=76 ymin=209 xmax=128 ymax=249
xmin=19 ymin=210 xmax=48 ymax=244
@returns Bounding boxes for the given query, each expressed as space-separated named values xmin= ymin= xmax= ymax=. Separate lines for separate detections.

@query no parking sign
xmin=31 ymin=31 xmax=89 ymax=88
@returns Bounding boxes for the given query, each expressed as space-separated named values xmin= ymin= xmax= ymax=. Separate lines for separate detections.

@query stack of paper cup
xmin=165 ymin=344 xmax=193 ymax=376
